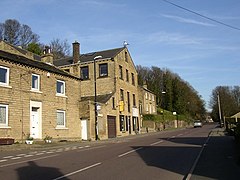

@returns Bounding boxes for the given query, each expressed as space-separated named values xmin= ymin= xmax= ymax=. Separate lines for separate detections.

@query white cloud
xmin=161 ymin=14 xmax=215 ymax=27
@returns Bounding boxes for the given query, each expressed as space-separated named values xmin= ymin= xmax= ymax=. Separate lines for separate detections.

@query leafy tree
xmin=27 ymin=42 xmax=43 ymax=55
xmin=0 ymin=19 xmax=39 ymax=48
xmin=136 ymin=65 xmax=206 ymax=120
xmin=210 ymin=86 xmax=240 ymax=121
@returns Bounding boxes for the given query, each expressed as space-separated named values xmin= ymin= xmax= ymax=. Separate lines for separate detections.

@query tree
xmin=50 ymin=38 xmax=70 ymax=59
xmin=210 ymin=86 xmax=240 ymax=121
xmin=27 ymin=42 xmax=43 ymax=55
xmin=0 ymin=19 xmax=39 ymax=48
xmin=136 ymin=65 xmax=206 ymax=120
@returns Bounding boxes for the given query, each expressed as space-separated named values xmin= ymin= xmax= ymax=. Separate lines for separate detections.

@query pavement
xmin=190 ymin=127 xmax=240 ymax=180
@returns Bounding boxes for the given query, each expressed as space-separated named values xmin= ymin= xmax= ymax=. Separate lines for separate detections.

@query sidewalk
xmin=190 ymin=128 xmax=240 ymax=180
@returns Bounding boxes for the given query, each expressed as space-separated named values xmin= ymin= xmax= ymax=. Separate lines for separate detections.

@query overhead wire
xmin=162 ymin=0 xmax=240 ymax=31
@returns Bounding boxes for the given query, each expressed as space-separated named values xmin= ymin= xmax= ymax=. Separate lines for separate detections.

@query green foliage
xmin=27 ymin=42 xmax=42 ymax=55
xmin=210 ymin=86 xmax=240 ymax=121
xmin=137 ymin=65 xmax=206 ymax=120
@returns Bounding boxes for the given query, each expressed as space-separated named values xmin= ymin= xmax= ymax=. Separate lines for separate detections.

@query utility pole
xmin=217 ymin=93 xmax=223 ymax=127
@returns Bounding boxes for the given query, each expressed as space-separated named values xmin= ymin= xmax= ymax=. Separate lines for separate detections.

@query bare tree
xmin=0 ymin=19 xmax=39 ymax=48
xmin=50 ymin=38 xmax=70 ymax=59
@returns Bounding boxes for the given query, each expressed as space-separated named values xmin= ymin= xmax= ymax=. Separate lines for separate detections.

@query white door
xmin=81 ymin=120 xmax=88 ymax=140
xmin=30 ymin=108 xmax=39 ymax=139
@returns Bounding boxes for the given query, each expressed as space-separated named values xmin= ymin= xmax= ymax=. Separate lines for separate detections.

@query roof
xmin=81 ymin=93 xmax=113 ymax=104
xmin=0 ymin=40 xmax=41 ymax=61
xmin=0 ymin=50 xmax=80 ymax=80
xmin=54 ymin=47 xmax=125 ymax=67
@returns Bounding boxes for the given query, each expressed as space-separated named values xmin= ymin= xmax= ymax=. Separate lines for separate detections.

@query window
xmin=0 ymin=104 xmax=8 ymax=127
xmin=127 ymin=92 xmax=130 ymax=112
xmin=56 ymin=110 xmax=66 ymax=128
xmin=0 ymin=66 xmax=9 ymax=86
xmin=145 ymin=92 xmax=148 ymax=100
xmin=152 ymin=95 xmax=155 ymax=101
xmin=126 ymin=69 xmax=129 ymax=82
xmin=120 ymin=115 xmax=125 ymax=131
xmin=119 ymin=65 xmax=123 ymax=80
xmin=120 ymin=89 xmax=124 ymax=101
xmin=99 ymin=63 xmax=108 ymax=77
xmin=112 ymin=97 xmax=115 ymax=109
xmin=125 ymin=51 xmax=128 ymax=62
xmin=56 ymin=80 xmax=65 ymax=95
xmin=133 ymin=94 xmax=136 ymax=107
xmin=131 ymin=73 xmax=135 ymax=85
xmin=32 ymin=74 xmax=40 ymax=90
xmin=81 ymin=66 xmax=89 ymax=80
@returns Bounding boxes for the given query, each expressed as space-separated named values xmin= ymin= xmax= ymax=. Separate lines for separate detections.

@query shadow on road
xmin=132 ymin=136 xmax=240 ymax=180
xmin=16 ymin=161 xmax=70 ymax=180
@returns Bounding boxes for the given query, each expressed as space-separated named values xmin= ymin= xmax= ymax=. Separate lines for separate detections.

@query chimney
xmin=72 ymin=41 xmax=80 ymax=64
xmin=143 ymin=81 xmax=148 ymax=89
xmin=41 ymin=46 xmax=53 ymax=64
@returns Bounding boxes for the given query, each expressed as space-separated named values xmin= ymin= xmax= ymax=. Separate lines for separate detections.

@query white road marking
xmin=16 ymin=154 xmax=26 ymax=156
xmin=24 ymin=154 xmax=34 ymax=157
xmin=3 ymin=156 xmax=14 ymax=159
xmin=150 ymin=140 xmax=164 ymax=146
xmin=36 ymin=153 xmax=44 ymax=156
xmin=185 ymin=136 xmax=210 ymax=180
xmin=11 ymin=157 xmax=22 ymax=160
xmin=0 ymin=159 xmax=7 ymax=163
xmin=52 ymin=162 xmax=102 ymax=180
xmin=118 ymin=147 xmax=143 ymax=157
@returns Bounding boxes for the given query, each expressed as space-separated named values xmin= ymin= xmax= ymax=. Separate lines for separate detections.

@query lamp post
xmin=94 ymin=55 xmax=102 ymax=140
xmin=161 ymin=91 xmax=166 ymax=129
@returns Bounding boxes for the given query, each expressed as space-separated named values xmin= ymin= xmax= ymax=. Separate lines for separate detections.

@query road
xmin=0 ymin=124 xmax=215 ymax=180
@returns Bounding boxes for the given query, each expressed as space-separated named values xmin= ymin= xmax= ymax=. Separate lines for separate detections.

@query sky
xmin=1 ymin=0 xmax=240 ymax=111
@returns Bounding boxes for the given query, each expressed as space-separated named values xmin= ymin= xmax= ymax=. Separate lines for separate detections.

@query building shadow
xmin=16 ymin=161 xmax=70 ymax=180
xmin=132 ymin=136 xmax=240 ymax=180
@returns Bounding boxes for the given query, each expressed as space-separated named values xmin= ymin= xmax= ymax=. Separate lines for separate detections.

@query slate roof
xmin=54 ymin=47 xmax=125 ymax=67
xmin=0 ymin=50 xmax=80 ymax=80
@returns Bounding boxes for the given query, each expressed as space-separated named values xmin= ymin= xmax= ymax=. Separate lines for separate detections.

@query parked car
xmin=194 ymin=120 xmax=202 ymax=128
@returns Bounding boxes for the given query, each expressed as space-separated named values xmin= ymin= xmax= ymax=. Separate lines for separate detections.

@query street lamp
xmin=161 ymin=91 xmax=166 ymax=129
xmin=94 ymin=55 xmax=102 ymax=140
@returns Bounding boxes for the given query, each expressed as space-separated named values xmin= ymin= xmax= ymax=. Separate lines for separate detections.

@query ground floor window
xmin=119 ymin=115 xmax=125 ymax=131
xmin=0 ymin=104 xmax=8 ymax=127
xmin=56 ymin=110 xmax=66 ymax=128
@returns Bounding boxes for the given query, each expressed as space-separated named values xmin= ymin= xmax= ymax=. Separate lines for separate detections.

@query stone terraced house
xmin=0 ymin=40 xmax=81 ymax=142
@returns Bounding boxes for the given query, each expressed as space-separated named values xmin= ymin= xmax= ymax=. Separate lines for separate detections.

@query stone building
xmin=54 ymin=42 xmax=140 ymax=140
xmin=0 ymin=40 xmax=81 ymax=142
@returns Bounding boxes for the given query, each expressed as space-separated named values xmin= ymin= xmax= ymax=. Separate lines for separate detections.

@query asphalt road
xmin=0 ymin=124 xmax=216 ymax=180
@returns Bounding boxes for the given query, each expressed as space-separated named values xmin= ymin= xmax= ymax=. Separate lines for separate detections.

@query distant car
xmin=194 ymin=120 xmax=202 ymax=128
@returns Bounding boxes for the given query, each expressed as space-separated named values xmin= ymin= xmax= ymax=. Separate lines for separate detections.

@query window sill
xmin=0 ymin=84 xmax=12 ymax=89
xmin=30 ymin=89 xmax=43 ymax=94
xmin=98 ymin=75 xmax=108 ymax=79
xmin=55 ymin=127 xmax=68 ymax=130
xmin=56 ymin=94 xmax=68 ymax=98
xmin=0 ymin=126 xmax=11 ymax=129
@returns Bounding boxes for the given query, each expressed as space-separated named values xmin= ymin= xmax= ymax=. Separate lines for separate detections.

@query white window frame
xmin=0 ymin=66 xmax=9 ymax=86
xmin=56 ymin=80 xmax=65 ymax=96
xmin=31 ymin=74 xmax=40 ymax=91
xmin=56 ymin=110 xmax=66 ymax=128
xmin=0 ymin=104 xmax=8 ymax=128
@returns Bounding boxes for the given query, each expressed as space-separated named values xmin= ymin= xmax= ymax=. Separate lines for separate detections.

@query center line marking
xmin=150 ymin=140 xmax=163 ymax=146
xmin=118 ymin=147 xmax=143 ymax=157
xmin=52 ymin=162 xmax=101 ymax=180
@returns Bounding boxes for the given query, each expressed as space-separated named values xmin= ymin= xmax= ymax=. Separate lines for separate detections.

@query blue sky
xmin=1 ymin=0 xmax=240 ymax=110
